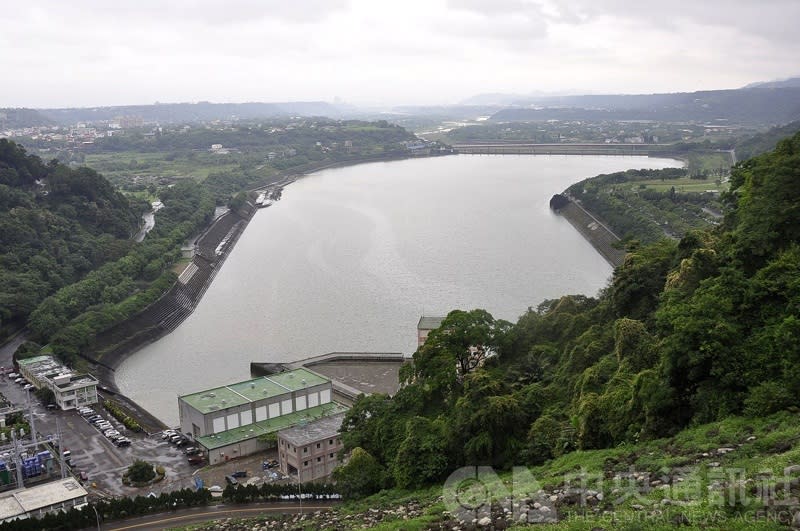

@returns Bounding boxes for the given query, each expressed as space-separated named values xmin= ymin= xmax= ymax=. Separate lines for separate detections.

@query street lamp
xmin=298 ymin=479 xmax=302 ymax=515
xmin=91 ymin=504 xmax=100 ymax=531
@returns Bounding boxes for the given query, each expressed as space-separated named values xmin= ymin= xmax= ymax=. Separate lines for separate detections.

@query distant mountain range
xmin=743 ymin=76 xmax=800 ymax=89
xmin=3 ymin=101 xmax=348 ymax=127
xmin=3 ymin=78 xmax=800 ymax=128
xmin=0 ymin=107 xmax=54 ymax=128
xmin=488 ymin=87 xmax=800 ymax=125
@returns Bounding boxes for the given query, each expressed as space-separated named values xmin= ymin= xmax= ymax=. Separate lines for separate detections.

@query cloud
xmin=565 ymin=0 xmax=800 ymax=43
xmin=0 ymin=0 xmax=798 ymax=107
xmin=444 ymin=0 xmax=550 ymax=45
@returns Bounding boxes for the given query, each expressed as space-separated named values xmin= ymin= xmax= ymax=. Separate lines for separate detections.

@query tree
xmin=392 ymin=417 xmax=450 ymax=489
xmin=126 ymin=460 xmax=155 ymax=483
xmin=408 ymin=309 xmax=509 ymax=405
xmin=332 ymin=447 xmax=385 ymax=498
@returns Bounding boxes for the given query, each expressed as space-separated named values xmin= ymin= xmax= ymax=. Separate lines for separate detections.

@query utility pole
xmin=25 ymin=388 xmax=37 ymax=443
xmin=11 ymin=431 xmax=23 ymax=488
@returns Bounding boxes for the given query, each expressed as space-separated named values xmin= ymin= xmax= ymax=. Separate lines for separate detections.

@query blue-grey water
xmin=115 ymin=155 xmax=680 ymax=425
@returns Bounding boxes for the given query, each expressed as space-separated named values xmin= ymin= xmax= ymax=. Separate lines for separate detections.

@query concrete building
xmin=277 ymin=413 xmax=345 ymax=482
xmin=0 ymin=478 xmax=88 ymax=523
xmin=16 ymin=356 xmax=98 ymax=411
xmin=178 ymin=368 xmax=348 ymax=464
xmin=417 ymin=316 xmax=445 ymax=347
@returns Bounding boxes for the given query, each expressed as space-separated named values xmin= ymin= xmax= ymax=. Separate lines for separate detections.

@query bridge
xmin=452 ymin=142 xmax=663 ymax=156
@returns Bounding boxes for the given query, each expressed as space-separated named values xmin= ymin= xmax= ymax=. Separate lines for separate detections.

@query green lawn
xmin=627 ymin=175 xmax=728 ymax=194
xmin=85 ymin=151 xmax=243 ymax=181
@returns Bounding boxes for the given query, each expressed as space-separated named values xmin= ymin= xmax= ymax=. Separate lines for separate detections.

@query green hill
xmin=0 ymin=139 xmax=143 ymax=338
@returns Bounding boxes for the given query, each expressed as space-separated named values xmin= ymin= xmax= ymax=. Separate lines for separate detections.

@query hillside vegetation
xmin=0 ymin=139 xmax=144 ymax=338
xmin=564 ymin=167 xmax=724 ymax=244
xmin=337 ymin=131 xmax=800 ymax=508
xmin=0 ymin=139 xmax=216 ymax=363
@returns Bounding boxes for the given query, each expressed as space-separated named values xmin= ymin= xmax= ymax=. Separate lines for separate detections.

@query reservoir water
xmin=115 ymin=154 xmax=679 ymax=425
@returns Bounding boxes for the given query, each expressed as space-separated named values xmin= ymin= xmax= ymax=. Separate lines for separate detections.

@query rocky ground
xmin=179 ymin=418 xmax=800 ymax=530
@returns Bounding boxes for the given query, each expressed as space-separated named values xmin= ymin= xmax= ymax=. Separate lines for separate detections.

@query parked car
xmin=104 ymin=430 xmax=120 ymax=438
xmin=225 ymin=475 xmax=238 ymax=485
xmin=169 ymin=435 xmax=183 ymax=444
xmin=188 ymin=455 xmax=205 ymax=465
xmin=232 ymin=471 xmax=247 ymax=478
xmin=23 ymin=384 xmax=34 ymax=391
xmin=114 ymin=438 xmax=131 ymax=447
xmin=161 ymin=430 xmax=177 ymax=440
xmin=207 ymin=485 xmax=223 ymax=493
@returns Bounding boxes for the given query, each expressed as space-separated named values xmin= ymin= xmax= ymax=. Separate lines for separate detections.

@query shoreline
xmin=552 ymin=194 xmax=626 ymax=268
xmin=91 ymin=152 xmax=642 ymax=428
xmin=84 ymin=153 xmax=448 ymax=428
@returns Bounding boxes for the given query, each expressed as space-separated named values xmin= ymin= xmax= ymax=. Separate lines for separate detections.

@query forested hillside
xmin=0 ymin=140 xmax=143 ymax=338
xmin=337 ymin=131 xmax=800 ymax=495
xmin=0 ymin=138 xmax=216 ymax=366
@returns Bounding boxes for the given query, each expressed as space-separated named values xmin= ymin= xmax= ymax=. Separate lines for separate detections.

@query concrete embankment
xmin=87 ymin=200 xmax=258 ymax=383
xmin=552 ymin=195 xmax=626 ymax=268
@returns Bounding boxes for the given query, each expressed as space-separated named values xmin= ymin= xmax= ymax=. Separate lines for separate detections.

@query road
xmin=101 ymin=501 xmax=336 ymax=530
xmin=0 ymin=330 xmax=28 ymax=367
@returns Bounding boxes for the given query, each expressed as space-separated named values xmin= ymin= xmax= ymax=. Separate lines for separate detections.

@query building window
xmin=329 ymin=439 xmax=334 ymax=445
xmin=303 ymin=447 xmax=308 ymax=453
xmin=317 ymin=457 xmax=321 ymax=462
xmin=316 ymin=443 xmax=320 ymax=449
xmin=303 ymin=461 xmax=308 ymax=467
xmin=329 ymin=453 xmax=334 ymax=458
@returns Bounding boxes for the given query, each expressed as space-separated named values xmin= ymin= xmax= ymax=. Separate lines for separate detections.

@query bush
xmin=104 ymin=400 xmax=142 ymax=432
xmin=126 ymin=460 xmax=155 ymax=483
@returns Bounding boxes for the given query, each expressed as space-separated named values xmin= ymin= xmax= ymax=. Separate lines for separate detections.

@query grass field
xmin=686 ymin=151 xmax=734 ymax=177
xmin=628 ymin=174 xmax=729 ymax=194
xmin=85 ymin=151 xmax=243 ymax=181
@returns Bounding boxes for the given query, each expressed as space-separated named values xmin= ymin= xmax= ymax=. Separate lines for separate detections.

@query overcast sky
xmin=2 ymin=0 xmax=799 ymax=108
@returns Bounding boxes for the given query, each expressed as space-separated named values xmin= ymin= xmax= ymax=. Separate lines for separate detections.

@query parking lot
xmin=0 ymin=371 xmax=296 ymax=500
xmin=0 ymin=372 xmax=198 ymax=497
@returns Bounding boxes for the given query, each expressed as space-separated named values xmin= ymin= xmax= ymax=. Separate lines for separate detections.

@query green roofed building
xmin=178 ymin=368 xmax=347 ymax=464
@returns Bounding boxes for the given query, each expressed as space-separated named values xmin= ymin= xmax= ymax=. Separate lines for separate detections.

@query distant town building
xmin=118 ymin=116 xmax=143 ymax=128
xmin=277 ymin=413 xmax=345 ymax=482
xmin=16 ymin=356 xmax=98 ymax=411
xmin=417 ymin=316 xmax=445 ymax=348
xmin=177 ymin=368 xmax=348 ymax=464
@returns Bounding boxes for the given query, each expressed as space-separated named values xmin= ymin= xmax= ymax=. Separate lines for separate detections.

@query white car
xmin=104 ymin=430 xmax=120 ymax=438
xmin=207 ymin=485 xmax=223 ymax=493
